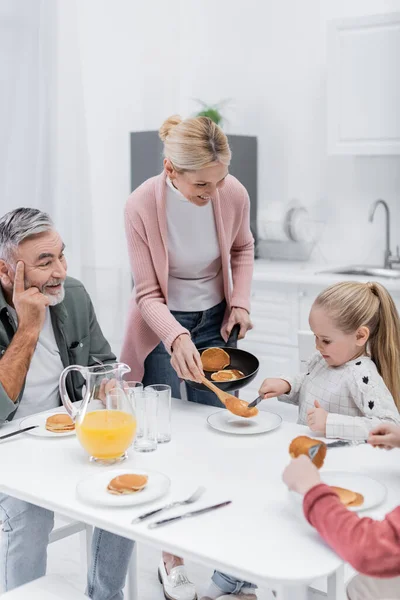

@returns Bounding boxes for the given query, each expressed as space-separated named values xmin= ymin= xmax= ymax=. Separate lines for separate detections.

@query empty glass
xmin=132 ymin=389 xmax=158 ymax=452
xmin=124 ymin=381 xmax=143 ymax=396
xmin=145 ymin=384 xmax=171 ymax=443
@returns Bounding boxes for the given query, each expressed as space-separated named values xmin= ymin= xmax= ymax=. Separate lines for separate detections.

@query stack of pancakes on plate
xmin=45 ymin=414 xmax=75 ymax=433
xmin=107 ymin=474 xmax=148 ymax=495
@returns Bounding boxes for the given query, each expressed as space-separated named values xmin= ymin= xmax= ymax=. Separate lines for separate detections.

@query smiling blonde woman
xmin=121 ymin=116 xmax=256 ymax=600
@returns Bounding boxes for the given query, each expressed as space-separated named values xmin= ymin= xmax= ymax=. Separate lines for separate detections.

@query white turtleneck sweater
xmin=166 ymin=178 xmax=224 ymax=311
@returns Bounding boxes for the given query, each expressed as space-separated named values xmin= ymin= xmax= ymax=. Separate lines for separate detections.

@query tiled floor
xmin=46 ymin=528 xmax=276 ymax=599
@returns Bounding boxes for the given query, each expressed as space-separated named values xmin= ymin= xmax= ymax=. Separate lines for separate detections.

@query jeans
xmin=142 ymin=299 xmax=256 ymax=594
xmin=143 ymin=299 xmax=226 ymax=407
xmin=0 ymin=493 xmax=134 ymax=599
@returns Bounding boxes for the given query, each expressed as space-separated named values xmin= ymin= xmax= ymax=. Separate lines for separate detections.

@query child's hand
xmin=368 ymin=423 xmax=400 ymax=449
xmin=307 ymin=400 xmax=328 ymax=435
xmin=258 ymin=378 xmax=291 ymax=399
xmin=282 ymin=455 xmax=321 ymax=495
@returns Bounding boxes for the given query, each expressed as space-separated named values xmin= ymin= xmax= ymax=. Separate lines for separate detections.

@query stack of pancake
xmin=45 ymin=414 xmax=75 ymax=433
xmin=107 ymin=474 xmax=148 ymax=495
xmin=201 ymin=347 xmax=244 ymax=381
xmin=330 ymin=486 xmax=364 ymax=507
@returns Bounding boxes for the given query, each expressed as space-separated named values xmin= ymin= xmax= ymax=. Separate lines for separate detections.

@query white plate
xmin=19 ymin=413 xmax=76 ymax=438
xmin=76 ymin=468 xmax=170 ymax=507
xmin=290 ymin=471 xmax=387 ymax=512
xmin=207 ymin=409 xmax=282 ymax=435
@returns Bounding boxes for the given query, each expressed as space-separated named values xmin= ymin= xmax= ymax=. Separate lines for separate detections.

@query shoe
xmin=158 ymin=559 xmax=197 ymax=600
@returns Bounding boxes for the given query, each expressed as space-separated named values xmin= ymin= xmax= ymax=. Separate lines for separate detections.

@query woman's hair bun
xmin=159 ymin=115 xmax=182 ymax=141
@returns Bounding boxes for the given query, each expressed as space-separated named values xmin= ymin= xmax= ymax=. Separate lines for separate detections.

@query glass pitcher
xmin=59 ymin=362 xmax=137 ymax=465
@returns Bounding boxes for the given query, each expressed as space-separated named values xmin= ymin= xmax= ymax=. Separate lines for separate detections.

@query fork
xmin=308 ymin=439 xmax=362 ymax=461
xmin=131 ymin=486 xmax=206 ymax=524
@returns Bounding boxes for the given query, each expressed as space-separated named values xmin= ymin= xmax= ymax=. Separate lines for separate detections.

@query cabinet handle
xmin=298 ymin=290 xmax=306 ymax=298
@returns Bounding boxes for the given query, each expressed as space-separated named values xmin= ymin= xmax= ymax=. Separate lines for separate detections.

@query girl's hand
xmin=223 ymin=307 xmax=253 ymax=340
xmin=283 ymin=455 xmax=321 ymax=495
xmin=171 ymin=334 xmax=204 ymax=383
xmin=258 ymin=378 xmax=291 ymax=399
xmin=368 ymin=423 xmax=400 ymax=449
xmin=307 ymin=400 xmax=328 ymax=435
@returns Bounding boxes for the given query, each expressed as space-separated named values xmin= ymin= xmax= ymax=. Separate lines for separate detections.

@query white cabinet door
xmin=328 ymin=12 xmax=400 ymax=155
xmin=239 ymin=340 xmax=299 ymax=401
xmin=249 ymin=281 xmax=299 ymax=346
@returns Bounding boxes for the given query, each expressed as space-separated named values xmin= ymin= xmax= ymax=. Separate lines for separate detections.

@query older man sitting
xmin=0 ymin=208 xmax=133 ymax=599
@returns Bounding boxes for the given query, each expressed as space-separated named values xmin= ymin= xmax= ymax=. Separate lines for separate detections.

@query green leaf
xmin=196 ymin=108 xmax=223 ymax=125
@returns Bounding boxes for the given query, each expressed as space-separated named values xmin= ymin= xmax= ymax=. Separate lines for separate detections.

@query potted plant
xmin=193 ymin=99 xmax=231 ymax=128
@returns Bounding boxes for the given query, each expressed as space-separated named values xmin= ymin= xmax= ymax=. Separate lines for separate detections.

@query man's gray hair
xmin=0 ymin=208 xmax=54 ymax=262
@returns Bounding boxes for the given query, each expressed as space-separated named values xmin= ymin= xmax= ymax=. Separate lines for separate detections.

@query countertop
xmin=252 ymin=259 xmax=400 ymax=292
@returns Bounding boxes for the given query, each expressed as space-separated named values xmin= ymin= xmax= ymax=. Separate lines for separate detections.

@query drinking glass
xmin=145 ymin=384 xmax=171 ymax=443
xmin=132 ymin=389 xmax=158 ymax=452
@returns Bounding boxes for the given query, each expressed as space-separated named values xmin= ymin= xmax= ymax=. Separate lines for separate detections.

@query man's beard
xmin=25 ymin=279 xmax=65 ymax=306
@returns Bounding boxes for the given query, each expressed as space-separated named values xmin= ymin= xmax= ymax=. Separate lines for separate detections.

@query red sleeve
xmin=303 ymin=484 xmax=400 ymax=577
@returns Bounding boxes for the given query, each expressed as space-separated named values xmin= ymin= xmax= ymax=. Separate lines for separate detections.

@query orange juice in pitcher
xmin=76 ymin=410 xmax=137 ymax=461
xmin=59 ymin=362 xmax=137 ymax=464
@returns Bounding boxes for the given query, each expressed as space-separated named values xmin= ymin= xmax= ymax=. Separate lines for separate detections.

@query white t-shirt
xmin=8 ymin=306 xmax=63 ymax=418
xmin=166 ymin=178 xmax=224 ymax=311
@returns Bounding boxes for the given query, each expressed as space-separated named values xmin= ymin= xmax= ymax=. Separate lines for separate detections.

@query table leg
xmin=327 ymin=565 xmax=346 ymax=600
xmin=125 ymin=543 xmax=138 ymax=600
xmin=278 ymin=585 xmax=309 ymax=600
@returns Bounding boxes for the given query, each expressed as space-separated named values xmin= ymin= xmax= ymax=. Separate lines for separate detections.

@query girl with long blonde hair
xmin=259 ymin=280 xmax=400 ymax=439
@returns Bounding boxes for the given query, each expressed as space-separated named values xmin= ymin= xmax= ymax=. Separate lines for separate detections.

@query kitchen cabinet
xmin=327 ymin=12 xmax=400 ymax=155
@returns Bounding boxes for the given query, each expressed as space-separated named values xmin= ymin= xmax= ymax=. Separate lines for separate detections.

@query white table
xmin=0 ymin=400 xmax=399 ymax=600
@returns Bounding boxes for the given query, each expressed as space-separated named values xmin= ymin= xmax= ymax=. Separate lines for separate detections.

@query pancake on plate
xmin=330 ymin=486 xmax=364 ymax=507
xmin=201 ymin=348 xmax=230 ymax=372
xmin=211 ymin=369 xmax=244 ymax=382
xmin=107 ymin=474 xmax=148 ymax=495
xmin=45 ymin=414 xmax=75 ymax=433
xmin=289 ymin=435 xmax=327 ymax=469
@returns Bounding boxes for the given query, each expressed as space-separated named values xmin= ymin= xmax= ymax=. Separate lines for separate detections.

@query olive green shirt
xmin=0 ymin=276 xmax=115 ymax=422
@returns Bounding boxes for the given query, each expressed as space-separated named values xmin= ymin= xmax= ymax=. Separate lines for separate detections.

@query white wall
xmin=70 ymin=0 xmax=400 ymax=273
xmin=178 ymin=0 xmax=400 ymax=266
xmin=57 ymin=0 xmax=400 ymax=350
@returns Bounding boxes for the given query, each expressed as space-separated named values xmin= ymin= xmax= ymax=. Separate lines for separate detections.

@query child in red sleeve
xmin=283 ymin=422 xmax=400 ymax=600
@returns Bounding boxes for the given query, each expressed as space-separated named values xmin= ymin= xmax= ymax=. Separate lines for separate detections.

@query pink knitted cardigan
xmin=120 ymin=171 xmax=254 ymax=381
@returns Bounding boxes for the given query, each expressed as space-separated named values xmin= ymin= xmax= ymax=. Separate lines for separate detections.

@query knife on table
xmin=148 ymin=501 xmax=232 ymax=529
xmin=0 ymin=426 xmax=38 ymax=440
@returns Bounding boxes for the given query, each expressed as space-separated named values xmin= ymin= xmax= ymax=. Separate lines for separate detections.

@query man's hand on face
xmin=12 ymin=261 xmax=49 ymax=334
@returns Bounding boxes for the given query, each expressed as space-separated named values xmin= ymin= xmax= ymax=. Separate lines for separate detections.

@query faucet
xmin=368 ymin=199 xmax=399 ymax=269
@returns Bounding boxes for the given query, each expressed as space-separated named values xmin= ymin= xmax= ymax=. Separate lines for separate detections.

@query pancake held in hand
xmin=45 ymin=414 xmax=75 ymax=433
xmin=330 ymin=486 xmax=364 ymax=507
xmin=107 ymin=474 xmax=148 ymax=495
xmin=211 ymin=369 xmax=245 ymax=382
xmin=225 ymin=397 xmax=259 ymax=418
xmin=201 ymin=347 xmax=230 ymax=372
xmin=289 ymin=435 xmax=327 ymax=469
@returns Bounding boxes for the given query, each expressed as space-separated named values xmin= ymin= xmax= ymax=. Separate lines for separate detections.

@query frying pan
xmin=186 ymin=324 xmax=259 ymax=393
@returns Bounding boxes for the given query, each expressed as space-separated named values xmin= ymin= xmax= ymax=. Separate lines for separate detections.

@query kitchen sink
xmin=317 ymin=266 xmax=400 ymax=279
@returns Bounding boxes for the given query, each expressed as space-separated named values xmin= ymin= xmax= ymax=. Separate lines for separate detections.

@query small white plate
xmin=207 ymin=410 xmax=282 ymax=435
xmin=76 ymin=468 xmax=170 ymax=507
xmin=290 ymin=471 xmax=387 ymax=512
xmin=19 ymin=413 xmax=75 ymax=438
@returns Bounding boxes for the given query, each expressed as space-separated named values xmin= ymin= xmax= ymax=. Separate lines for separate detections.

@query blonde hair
xmin=158 ymin=115 xmax=231 ymax=171
xmin=314 ymin=281 xmax=400 ymax=409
